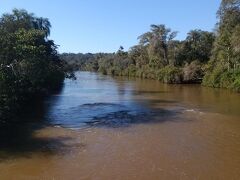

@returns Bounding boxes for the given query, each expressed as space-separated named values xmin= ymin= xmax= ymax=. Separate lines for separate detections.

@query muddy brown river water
xmin=0 ymin=71 xmax=240 ymax=180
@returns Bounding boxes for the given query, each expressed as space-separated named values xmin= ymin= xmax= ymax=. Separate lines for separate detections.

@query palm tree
xmin=34 ymin=17 xmax=51 ymax=37
xmin=0 ymin=9 xmax=51 ymax=38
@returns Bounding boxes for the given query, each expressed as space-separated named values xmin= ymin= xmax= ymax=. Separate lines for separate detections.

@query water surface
xmin=0 ymin=71 xmax=240 ymax=180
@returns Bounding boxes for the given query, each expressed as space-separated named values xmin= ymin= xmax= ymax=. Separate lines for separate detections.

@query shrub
xmin=157 ymin=66 xmax=182 ymax=84
xmin=183 ymin=61 xmax=203 ymax=83
xmin=203 ymin=67 xmax=240 ymax=91
xmin=202 ymin=66 xmax=225 ymax=88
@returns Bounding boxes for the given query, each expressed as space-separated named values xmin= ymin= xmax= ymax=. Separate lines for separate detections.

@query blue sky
xmin=0 ymin=0 xmax=221 ymax=53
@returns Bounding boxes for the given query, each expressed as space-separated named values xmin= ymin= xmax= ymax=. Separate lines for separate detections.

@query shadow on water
xmin=0 ymin=72 xmax=194 ymax=160
xmin=83 ymin=101 xmax=188 ymax=128
xmin=0 ymin=84 xmax=81 ymax=161
xmin=83 ymin=85 xmax=184 ymax=128
xmin=0 ymin=123 xmax=73 ymax=160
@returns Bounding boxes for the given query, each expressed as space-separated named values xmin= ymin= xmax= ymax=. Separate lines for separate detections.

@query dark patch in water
xmin=80 ymin=103 xmax=125 ymax=108
xmin=48 ymin=102 xmax=187 ymax=128
xmin=0 ymin=123 xmax=84 ymax=161
xmin=85 ymin=108 xmax=181 ymax=128
xmin=47 ymin=102 xmax=130 ymax=128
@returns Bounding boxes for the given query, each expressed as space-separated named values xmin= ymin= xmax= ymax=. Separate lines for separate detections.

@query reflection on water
xmin=44 ymin=72 xmax=146 ymax=128
xmin=0 ymin=71 xmax=240 ymax=179
xmin=44 ymin=72 xmax=240 ymax=128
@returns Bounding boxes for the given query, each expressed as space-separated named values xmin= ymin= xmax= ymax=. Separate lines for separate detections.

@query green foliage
xmin=134 ymin=65 xmax=156 ymax=79
xmin=60 ymin=0 xmax=239 ymax=92
xmin=203 ymin=0 xmax=240 ymax=91
xmin=203 ymin=67 xmax=227 ymax=88
xmin=232 ymin=74 xmax=240 ymax=92
xmin=138 ymin=24 xmax=177 ymax=67
xmin=203 ymin=68 xmax=240 ymax=91
xmin=178 ymin=30 xmax=215 ymax=64
xmin=0 ymin=9 xmax=68 ymax=121
xmin=62 ymin=24 xmax=212 ymax=84
xmin=183 ymin=61 xmax=203 ymax=83
xmin=157 ymin=66 xmax=182 ymax=84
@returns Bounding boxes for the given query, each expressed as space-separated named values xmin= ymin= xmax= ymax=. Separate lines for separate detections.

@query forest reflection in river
xmin=0 ymin=71 xmax=240 ymax=180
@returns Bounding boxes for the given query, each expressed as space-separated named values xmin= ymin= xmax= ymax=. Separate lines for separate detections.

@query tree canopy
xmin=62 ymin=0 xmax=240 ymax=91
xmin=0 ymin=9 xmax=69 ymax=121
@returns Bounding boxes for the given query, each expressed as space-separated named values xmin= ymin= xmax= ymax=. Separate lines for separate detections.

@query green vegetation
xmin=0 ymin=9 xmax=71 ymax=121
xmin=1 ymin=1 xmax=239 ymax=122
xmin=61 ymin=27 xmax=215 ymax=84
xmin=202 ymin=0 xmax=240 ymax=91
xmin=62 ymin=0 xmax=240 ymax=91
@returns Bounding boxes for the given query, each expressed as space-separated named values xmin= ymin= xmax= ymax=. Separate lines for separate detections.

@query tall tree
xmin=178 ymin=30 xmax=215 ymax=64
xmin=0 ymin=9 xmax=66 ymax=120
xmin=213 ymin=0 xmax=240 ymax=70
xmin=138 ymin=24 xmax=177 ymax=68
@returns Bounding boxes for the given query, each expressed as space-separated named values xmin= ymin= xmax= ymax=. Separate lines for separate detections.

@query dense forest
xmin=62 ymin=0 xmax=240 ymax=91
xmin=0 ymin=9 xmax=71 ymax=121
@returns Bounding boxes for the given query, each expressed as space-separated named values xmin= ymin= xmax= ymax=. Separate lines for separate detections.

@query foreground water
xmin=0 ymin=71 xmax=240 ymax=179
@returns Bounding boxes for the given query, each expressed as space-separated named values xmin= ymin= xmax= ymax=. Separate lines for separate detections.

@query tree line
xmin=62 ymin=0 xmax=240 ymax=91
xmin=0 ymin=9 xmax=71 ymax=121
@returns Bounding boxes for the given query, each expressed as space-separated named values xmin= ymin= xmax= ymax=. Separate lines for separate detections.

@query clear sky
xmin=0 ymin=0 xmax=221 ymax=53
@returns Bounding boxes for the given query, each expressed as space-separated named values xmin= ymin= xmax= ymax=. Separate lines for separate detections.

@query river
xmin=0 ymin=71 xmax=240 ymax=179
